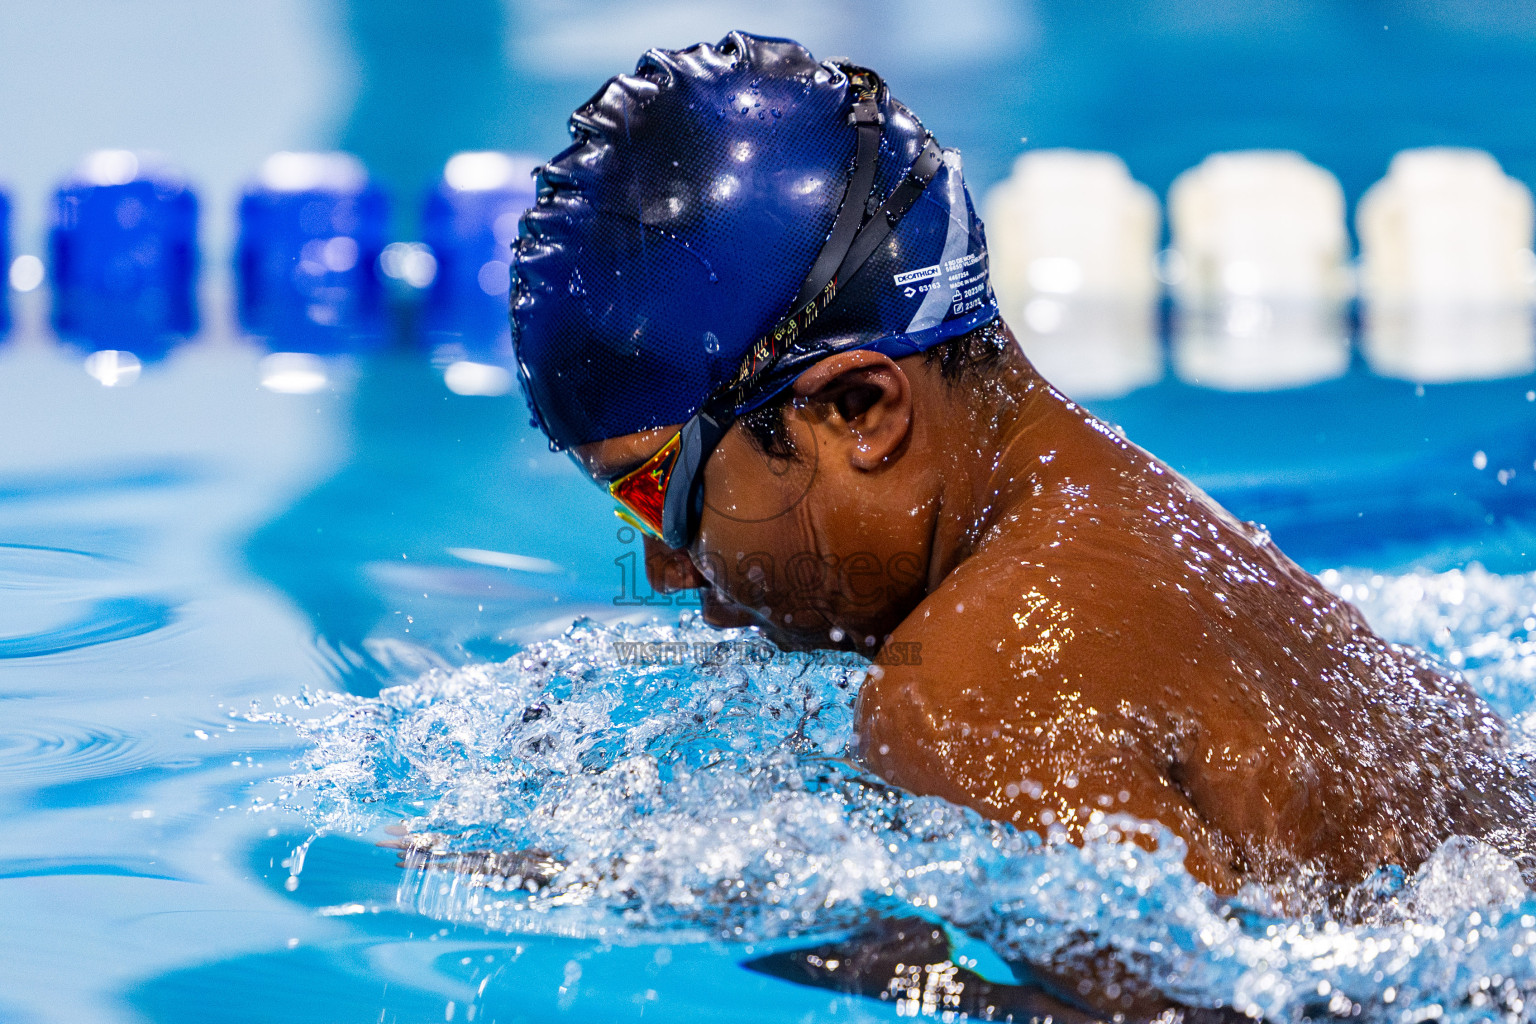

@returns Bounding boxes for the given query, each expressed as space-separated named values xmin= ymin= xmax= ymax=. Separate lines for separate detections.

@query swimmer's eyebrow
xmin=587 ymin=453 xmax=650 ymax=486
xmin=591 ymin=460 xmax=639 ymax=485
xmin=587 ymin=441 xmax=672 ymax=485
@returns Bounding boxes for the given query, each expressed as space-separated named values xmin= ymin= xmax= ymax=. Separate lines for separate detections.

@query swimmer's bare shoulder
xmin=855 ymin=418 xmax=1529 ymax=896
xmin=854 ymin=518 xmax=1246 ymax=892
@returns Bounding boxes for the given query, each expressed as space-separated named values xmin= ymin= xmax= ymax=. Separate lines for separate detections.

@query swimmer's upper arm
xmin=859 ymin=653 xmax=1245 ymax=1014
xmin=857 ymin=626 xmax=1243 ymax=893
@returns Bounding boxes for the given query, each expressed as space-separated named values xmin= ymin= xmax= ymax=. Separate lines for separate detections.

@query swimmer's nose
xmin=642 ymin=535 xmax=708 ymax=593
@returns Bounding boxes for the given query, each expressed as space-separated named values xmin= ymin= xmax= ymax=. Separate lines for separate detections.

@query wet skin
xmin=577 ymin=321 xmax=1525 ymax=903
xmin=397 ymin=323 xmax=1523 ymax=1020
xmin=580 ymin=322 xmax=1528 ymax=1018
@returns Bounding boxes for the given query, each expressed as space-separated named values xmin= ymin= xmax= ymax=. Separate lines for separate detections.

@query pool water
xmin=6 ymin=313 xmax=1536 ymax=1023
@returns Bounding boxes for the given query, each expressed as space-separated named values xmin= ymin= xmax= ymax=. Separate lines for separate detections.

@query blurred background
xmin=5 ymin=2 xmax=1536 ymax=697
xmin=7 ymin=0 xmax=1536 ymax=251
xmin=10 ymin=6 xmax=1536 ymax=1022
xmin=2 ymin=0 xmax=1536 ymax=701
xmin=9 ymin=0 xmax=1536 ymax=392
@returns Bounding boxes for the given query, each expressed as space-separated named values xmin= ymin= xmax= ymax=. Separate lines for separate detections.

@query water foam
xmin=259 ymin=571 xmax=1536 ymax=1022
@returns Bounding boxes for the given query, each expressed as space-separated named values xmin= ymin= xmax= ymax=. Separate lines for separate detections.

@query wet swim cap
xmin=512 ymin=31 xmax=996 ymax=450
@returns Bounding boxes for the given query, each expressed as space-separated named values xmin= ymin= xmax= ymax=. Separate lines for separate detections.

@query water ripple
xmin=0 ymin=544 xmax=175 ymax=659
xmin=0 ymin=857 xmax=183 ymax=882
xmin=0 ymin=596 xmax=175 ymax=659
xmin=0 ymin=720 xmax=150 ymax=787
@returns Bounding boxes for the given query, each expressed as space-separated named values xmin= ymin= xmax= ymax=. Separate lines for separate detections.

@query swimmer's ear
xmin=791 ymin=351 xmax=911 ymax=471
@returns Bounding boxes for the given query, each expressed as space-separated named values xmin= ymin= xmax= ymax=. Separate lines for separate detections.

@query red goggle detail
xmin=607 ymin=430 xmax=683 ymax=540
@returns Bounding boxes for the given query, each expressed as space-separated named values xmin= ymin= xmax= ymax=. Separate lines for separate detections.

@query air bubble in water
xmin=259 ymin=574 xmax=1536 ymax=1021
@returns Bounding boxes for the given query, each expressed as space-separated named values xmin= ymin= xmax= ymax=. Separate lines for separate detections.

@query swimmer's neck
xmin=914 ymin=336 xmax=1069 ymax=590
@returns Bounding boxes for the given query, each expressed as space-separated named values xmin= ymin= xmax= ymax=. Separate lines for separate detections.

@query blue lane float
xmin=419 ymin=151 xmax=537 ymax=365
xmin=49 ymin=151 xmax=198 ymax=355
xmin=237 ymin=152 xmax=389 ymax=353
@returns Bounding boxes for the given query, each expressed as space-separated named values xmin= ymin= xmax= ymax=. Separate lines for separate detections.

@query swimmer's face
xmin=574 ymin=351 xmax=934 ymax=651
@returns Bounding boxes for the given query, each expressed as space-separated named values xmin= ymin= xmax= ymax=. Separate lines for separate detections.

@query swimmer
xmin=509 ymin=31 xmax=1530 ymax=1017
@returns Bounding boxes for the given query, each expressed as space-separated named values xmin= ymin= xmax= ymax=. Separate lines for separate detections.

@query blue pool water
xmin=7 ymin=309 xmax=1536 ymax=1022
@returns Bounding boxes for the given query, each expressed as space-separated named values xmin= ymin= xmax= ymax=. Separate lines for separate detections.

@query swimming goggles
xmin=606 ymin=65 xmax=944 ymax=549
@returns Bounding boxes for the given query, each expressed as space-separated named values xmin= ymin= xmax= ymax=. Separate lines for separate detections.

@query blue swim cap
xmin=512 ymin=31 xmax=997 ymax=450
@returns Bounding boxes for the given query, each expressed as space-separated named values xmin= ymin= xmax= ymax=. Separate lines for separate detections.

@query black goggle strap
xmin=790 ymin=65 xmax=886 ymax=310
xmin=661 ymin=122 xmax=941 ymax=548
xmin=830 ymin=138 xmax=944 ymax=291
xmin=655 ymin=69 xmax=946 ymax=548
xmin=716 ymin=134 xmax=944 ymax=414
xmin=660 ymin=408 xmax=732 ymax=548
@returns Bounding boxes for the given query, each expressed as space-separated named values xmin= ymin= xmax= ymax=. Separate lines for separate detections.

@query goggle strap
xmin=661 ymin=410 xmax=731 ymax=548
xmin=599 ymin=72 xmax=947 ymax=550
xmin=719 ymin=136 xmax=945 ymax=414
xmin=790 ymin=66 xmax=886 ymax=311
xmin=829 ymin=138 xmax=945 ymax=291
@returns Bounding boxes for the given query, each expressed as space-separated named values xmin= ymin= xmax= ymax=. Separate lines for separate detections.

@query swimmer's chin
xmin=698 ymin=591 xmax=861 ymax=654
xmin=699 ymin=589 xmax=757 ymax=629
